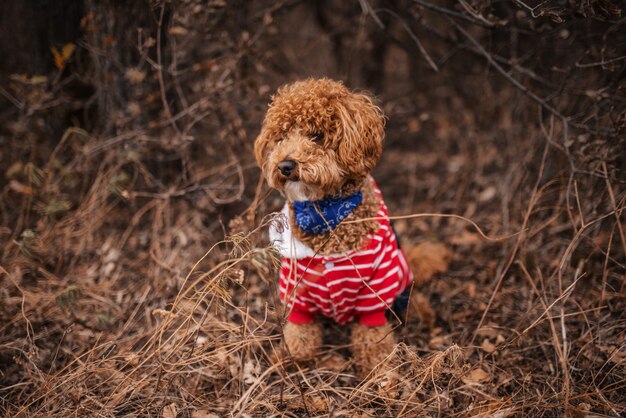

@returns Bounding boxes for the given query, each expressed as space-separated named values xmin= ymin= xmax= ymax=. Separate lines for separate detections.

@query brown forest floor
xmin=1 ymin=1 xmax=625 ymax=417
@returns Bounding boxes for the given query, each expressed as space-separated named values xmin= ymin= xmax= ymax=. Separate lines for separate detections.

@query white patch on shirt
xmin=269 ymin=204 xmax=316 ymax=259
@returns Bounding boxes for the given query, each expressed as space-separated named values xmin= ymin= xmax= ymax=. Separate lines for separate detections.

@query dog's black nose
xmin=278 ymin=160 xmax=296 ymax=177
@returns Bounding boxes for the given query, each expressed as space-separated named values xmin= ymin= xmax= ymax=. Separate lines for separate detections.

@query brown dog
xmin=255 ymin=78 xmax=413 ymax=377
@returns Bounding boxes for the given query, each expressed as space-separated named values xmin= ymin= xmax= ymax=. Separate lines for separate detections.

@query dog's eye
xmin=311 ymin=132 xmax=324 ymax=142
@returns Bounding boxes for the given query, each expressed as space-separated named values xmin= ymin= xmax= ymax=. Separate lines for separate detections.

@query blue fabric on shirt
xmin=292 ymin=191 xmax=363 ymax=235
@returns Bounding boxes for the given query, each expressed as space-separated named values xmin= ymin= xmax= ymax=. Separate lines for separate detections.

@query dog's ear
xmin=334 ymin=91 xmax=385 ymax=178
xmin=254 ymin=122 xmax=277 ymax=175
xmin=254 ymin=127 xmax=269 ymax=171
xmin=255 ymin=88 xmax=288 ymax=174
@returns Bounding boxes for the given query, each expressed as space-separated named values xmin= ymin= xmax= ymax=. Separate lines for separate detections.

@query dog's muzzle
xmin=278 ymin=160 xmax=297 ymax=178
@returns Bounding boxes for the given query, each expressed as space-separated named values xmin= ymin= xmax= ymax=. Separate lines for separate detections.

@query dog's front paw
xmin=350 ymin=322 xmax=395 ymax=379
xmin=283 ymin=321 xmax=322 ymax=361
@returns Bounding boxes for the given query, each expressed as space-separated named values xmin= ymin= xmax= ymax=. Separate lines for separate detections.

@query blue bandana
xmin=293 ymin=191 xmax=363 ymax=235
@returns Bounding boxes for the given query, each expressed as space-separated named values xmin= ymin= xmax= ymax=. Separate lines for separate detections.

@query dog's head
xmin=254 ymin=78 xmax=385 ymax=201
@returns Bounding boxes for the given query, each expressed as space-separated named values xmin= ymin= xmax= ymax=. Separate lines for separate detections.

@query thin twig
xmin=602 ymin=162 xmax=626 ymax=261
xmin=576 ymin=54 xmax=626 ymax=68
xmin=372 ymin=8 xmax=439 ymax=72
xmin=343 ymin=212 xmax=521 ymax=242
xmin=412 ymin=0 xmax=493 ymax=26
xmin=155 ymin=3 xmax=181 ymax=137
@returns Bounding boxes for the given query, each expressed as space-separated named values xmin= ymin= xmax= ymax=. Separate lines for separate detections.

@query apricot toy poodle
xmin=255 ymin=78 xmax=413 ymax=377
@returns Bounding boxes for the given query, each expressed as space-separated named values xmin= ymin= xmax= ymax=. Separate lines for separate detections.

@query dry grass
xmin=1 ymin=1 xmax=625 ymax=417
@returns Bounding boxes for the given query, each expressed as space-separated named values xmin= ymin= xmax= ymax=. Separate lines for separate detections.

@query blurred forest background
xmin=0 ymin=0 xmax=624 ymax=416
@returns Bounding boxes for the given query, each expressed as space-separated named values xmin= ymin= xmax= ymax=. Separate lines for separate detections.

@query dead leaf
xmin=462 ymin=368 xmax=492 ymax=384
xmin=162 ymin=403 xmax=177 ymax=418
xmin=407 ymin=118 xmax=421 ymax=133
xmin=152 ymin=308 xmax=177 ymax=320
xmin=466 ymin=282 xmax=477 ymax=298
xmin=478 ymin=186 xmax=497 ymax=202
xmin=491 ymin=407 xmax=516 ymax=418
xmin=393 ymin=219 xmax=408 ymax=234
xmin=127 ymin=102 xmax=141 ymax=117
xmin=407 ymin=242 xmax=452 ymax=286
xmin=469 ymin=400 xmax=515 ymax=417
xmin=190 ymin=411 xmax=219 ymax=418
xmin=289 ymin=395 xmax=328 ymax=413
xmin=124 ymin=353 xmax=140 ymax=367
xmin=29 ymin=76 xmax=48 ymax=85
xmin=429 ymin=335 xmax=447 ymax=349
xmin=9 ymin=180 xmax=33 ymax=195
xmin=409 ymin=291 xmax=435 ymax=329
xmin=6 ymin=161 xmax=23 ymax=178
xmin=143 ymin=37 xmax=156 ymax=48
xmin=476 ymin=324 xmax=500 ymax=338
xmin=450 ymin=230 xmax=482 ymax=246
xmin=125 ymin=68 xmax=146 ymax=84
xmin=336 ymin=409 xmax=376 ymax=418
xmin=480 ymin=338 xmax=496 ymax=354
xmin=447 ymin=154 xmax=465 ymax=173
xmin=307 ymin=395 xmax=327 ymax=412
xmin=51 ymin=43 xmax=75 ymax=70
xmin=168 ymin=26 xmax=189 ymax=36
xmin=242 ymin=360 xmax=259 ymax=385
xmin=80 ymin=12 xmax=95 ymax=30
xmin=103 ymin=35 xmax=115 ymax=48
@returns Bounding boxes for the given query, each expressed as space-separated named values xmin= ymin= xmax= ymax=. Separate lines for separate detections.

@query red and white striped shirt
xmin=270 ymin=180 xmax=413 ymax=326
